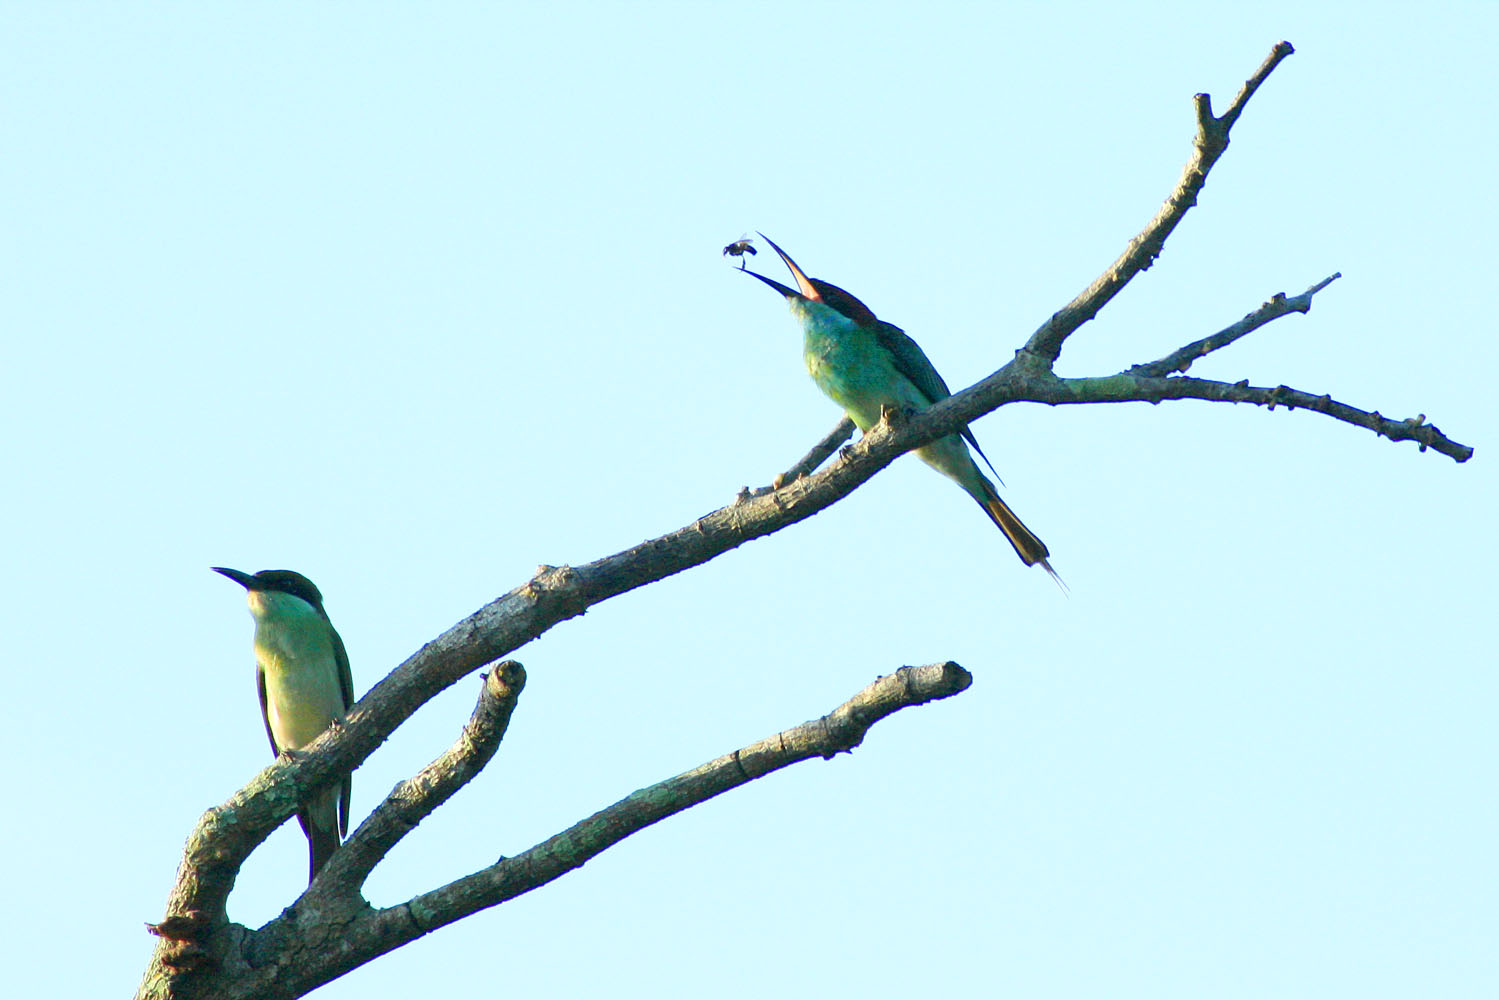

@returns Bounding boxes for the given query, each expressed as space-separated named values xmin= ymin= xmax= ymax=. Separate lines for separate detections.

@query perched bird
xmin=743 ymin=235 xmax=1059 ymax=584
xmin=213 ymin=567 xmax=355 ymax=882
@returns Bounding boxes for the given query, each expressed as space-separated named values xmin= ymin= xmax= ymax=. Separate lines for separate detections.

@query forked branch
xmin=320 ymin=660 xmax=527 ymax=892
xmin=142 ymin=663 xmax=972 ymax=1000
xmin=1024 ymin=41 xmax=1297 ymax=363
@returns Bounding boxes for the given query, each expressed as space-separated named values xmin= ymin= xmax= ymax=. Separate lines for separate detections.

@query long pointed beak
xmin=741 ymin=267 xmax=798 ymax=298
xmin=212 ymin=566 xmax=257 ymax=590
xmin=756 ymin=233 xmax=821 ymax=301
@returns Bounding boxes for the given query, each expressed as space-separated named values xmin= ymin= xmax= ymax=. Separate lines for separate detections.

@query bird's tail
xmin=977 ymin=487 xmax=1066 ymax=591
xmin=298 ymin=785 xmax=343 ymax=884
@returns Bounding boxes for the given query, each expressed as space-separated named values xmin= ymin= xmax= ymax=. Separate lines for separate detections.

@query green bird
xmin=744 ymin=235 xmax=1059 ymax=584
xmin=213 ymin=567 xmax=354 ymax=882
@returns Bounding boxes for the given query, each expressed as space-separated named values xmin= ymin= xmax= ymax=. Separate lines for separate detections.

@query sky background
xmin=2 ymin=3 xmax=1494 ymax=997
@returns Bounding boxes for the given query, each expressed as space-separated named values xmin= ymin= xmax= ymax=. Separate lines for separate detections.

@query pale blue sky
xmin=2 ymin=4 xmax=1494 ymax=997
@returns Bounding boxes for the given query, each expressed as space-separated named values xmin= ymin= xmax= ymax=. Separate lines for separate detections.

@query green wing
xmin=256 ymin=665 xmax=279 ymax=755
xmin=874 ymin=321 xmax=952 ymax=402
xmin=329 ymin=624 xmax=355 ymax=837
xmin=874 ymin=321 xmax=1002 ymax=480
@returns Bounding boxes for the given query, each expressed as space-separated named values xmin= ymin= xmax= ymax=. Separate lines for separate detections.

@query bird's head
xmin=742 ymin=234 xmax=880 ymax=328
xmin=213 ymin=567 xmax=327 ymax=618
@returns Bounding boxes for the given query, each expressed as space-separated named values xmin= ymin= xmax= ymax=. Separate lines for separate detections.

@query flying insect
xmin=722 ymin=236 xmax=757 ymax=268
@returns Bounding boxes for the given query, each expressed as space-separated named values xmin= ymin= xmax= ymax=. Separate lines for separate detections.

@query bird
xmin=741 ymin=235 xmax=1059 ymax=584
xmin=213 ymin=567 xmax=355 ymax=882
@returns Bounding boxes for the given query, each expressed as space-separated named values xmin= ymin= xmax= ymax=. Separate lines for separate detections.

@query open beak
xmin=741 ymin=267 xmax=797 ymax=298
xmin=739 ymin=233 xmax=822 ymax=302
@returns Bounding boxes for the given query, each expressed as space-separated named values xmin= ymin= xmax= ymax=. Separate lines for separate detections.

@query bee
xmin=722 ymin=236 xmax=757 ymax=268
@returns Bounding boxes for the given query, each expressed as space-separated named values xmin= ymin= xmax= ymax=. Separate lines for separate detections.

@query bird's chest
xmin=254 ymin=619 xmax=330 ymax=677
xmin=803 ymin=328 xmax=904 ymax=430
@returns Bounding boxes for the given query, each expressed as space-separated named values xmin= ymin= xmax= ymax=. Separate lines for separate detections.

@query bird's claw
xmin=877 ymin=404 xmax=912 ymax=428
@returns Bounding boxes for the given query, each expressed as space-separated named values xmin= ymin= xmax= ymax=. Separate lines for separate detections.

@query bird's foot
xmin=877 ymin=404 xmax=912 ymax=429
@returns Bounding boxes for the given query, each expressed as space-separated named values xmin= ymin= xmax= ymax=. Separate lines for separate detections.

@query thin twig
xmin=740 ymin=416 xmax=857 ymax=501
xmin=773 ymin=415 xmax=856 ymax=488
xmin=1129 ymin=273 xmax=1341 ymax=377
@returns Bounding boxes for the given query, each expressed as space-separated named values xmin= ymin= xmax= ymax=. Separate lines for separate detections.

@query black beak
xmin=211 ymin=566 xmax=257 ymax=590
xmin=740 ymin=266 xmax=798 ymax=298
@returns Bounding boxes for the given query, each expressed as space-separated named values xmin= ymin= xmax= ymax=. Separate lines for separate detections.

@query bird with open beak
xmin=743 ymin=235 xmax=1060 ymax=585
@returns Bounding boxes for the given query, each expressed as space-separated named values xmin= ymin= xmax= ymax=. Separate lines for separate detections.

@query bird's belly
xmin=256 ymin=632 xmax=344 ymax=751
xmin=264 ymin=671 xmax=344 ymax=750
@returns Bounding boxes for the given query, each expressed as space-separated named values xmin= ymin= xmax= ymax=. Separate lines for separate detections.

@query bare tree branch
xmin=390 ymin=661 xmax=971 ymax=931
xmin=1051 ymin=375 xmax=1469 ymax=459
xmin=142 ymin=663 xmax=972 ymax=1000
xmin=143 ymin=38 xmax=1469 ymax=974
xmin=885 ymin=347 xmax=1473 ymax=465
xmin=1214 ymin=39 xmax=1297 ymax=133
xmin=1024 ymin=41 xmax=1297 ymax=364
xmin=1129 ymin=273 xmax=1342 ymax=377
xmin=322 ymin=661 xmax=526 ymax=893
xmin=736 ymin=416 xmax=857 ymax=503
xmin=140 ymin=40 xmax=1474 ymax=1000
xmin=771 ymin=416 xmax=856 ymax=490
xmin=143 ymin=420 xmax=946 ymax=976
xmin=140 ymin=664 xmax=526 ymax=992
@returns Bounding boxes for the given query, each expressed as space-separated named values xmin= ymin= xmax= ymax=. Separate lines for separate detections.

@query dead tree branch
xmin=140 ymin=39 xmax=1473 ymax=1000
xmin=1024 ymin=41 xmax=1297 ymax=364
xmin=327 ymin=660 xmax=526 ymax=892
xmin=1129 ymin=273 xmax=1342 ymax=377
xmin=140 ymin=663 xmax=971 ymax=1000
